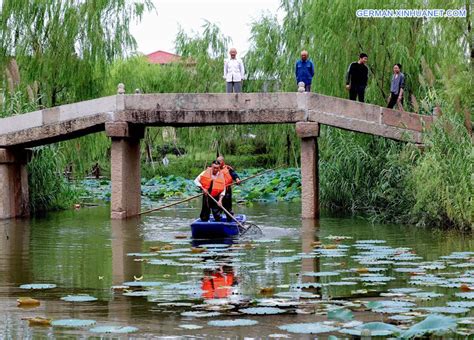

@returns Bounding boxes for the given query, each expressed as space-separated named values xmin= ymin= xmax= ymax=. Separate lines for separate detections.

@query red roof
xmin=146 ymin=50 xmax=181 ymax=64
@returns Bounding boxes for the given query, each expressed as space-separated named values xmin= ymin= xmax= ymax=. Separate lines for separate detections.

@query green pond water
xmin=0 ymin=201 xmax=473 ymax=338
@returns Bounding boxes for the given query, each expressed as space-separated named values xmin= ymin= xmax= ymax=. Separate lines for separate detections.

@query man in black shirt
xmin=345 ymin=53 xmax=369 ymax=102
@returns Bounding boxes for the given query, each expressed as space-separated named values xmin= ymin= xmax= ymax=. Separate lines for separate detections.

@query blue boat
xmin=191 ymin=214 xmax=247 ymax=239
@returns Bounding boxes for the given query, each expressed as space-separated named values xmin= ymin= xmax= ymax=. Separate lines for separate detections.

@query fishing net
xmin=240 ymin=222 xmax=263 ymax=237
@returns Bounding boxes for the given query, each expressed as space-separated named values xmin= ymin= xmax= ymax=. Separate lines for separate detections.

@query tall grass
xmin=28 ymin=146 xmax=79 ymax=214
xmin=409 ymin=112 xmax=472 ymax=230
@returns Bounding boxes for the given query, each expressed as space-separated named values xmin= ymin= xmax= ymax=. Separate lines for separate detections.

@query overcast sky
xmin=130 ymin=0 xmax=281 ymax=56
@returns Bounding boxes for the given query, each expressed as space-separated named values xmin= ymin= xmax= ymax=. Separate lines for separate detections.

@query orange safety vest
xmin=200 ymin=168 xmax=225 ymax=196
xmin=221 ymin=165 xmax=234 ymax=186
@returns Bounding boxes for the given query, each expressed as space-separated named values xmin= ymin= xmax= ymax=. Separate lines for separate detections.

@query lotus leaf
xmin=402 ymin=314 xmax=457 ymax=338
xmin=51 ymin=319 xmax=96 ymax=328
xmin=208 ymin=319 xmax=258 ymax=327
xmin=278 ymin=322 xmax=339 ymax=334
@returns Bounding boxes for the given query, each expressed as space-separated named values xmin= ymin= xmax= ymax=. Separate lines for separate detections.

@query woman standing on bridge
xmin=387 ymin=63 xmax=405 ymax=111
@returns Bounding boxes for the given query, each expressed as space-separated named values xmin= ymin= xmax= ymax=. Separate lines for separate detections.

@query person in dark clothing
xmin=217 ymin=156 xmax=240 ymax=221
xmin=387 ymin=63 xmax=405 ymax=110
xmin=345 ymin=53 xmax=369 ymax=102
xmin=295 ymin=50 xmax=315 ymax=92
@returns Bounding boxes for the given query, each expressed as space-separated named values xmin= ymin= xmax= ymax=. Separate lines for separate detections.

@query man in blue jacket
xmin=295 ymin=50 xmax=315 ymax=92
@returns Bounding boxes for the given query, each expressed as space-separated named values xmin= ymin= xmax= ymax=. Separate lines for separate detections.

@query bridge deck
xmin=0 ymin=93 xmax=434 ymax=147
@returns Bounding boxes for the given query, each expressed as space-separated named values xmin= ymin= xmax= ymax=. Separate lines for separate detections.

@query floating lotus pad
xmin=356 ymin=240 xmax=386 ymax=244
xmin=303 ymin=271 xmax=340 ymax=277
xmin=289 ymin=282 xmax=322 ymax=289
xmin=89 ymin=326 xmax=138 ymax=333
xmin=199 ymin=244 xmax=230 ymax=248
xmin=410 ymin=292 xmax=444 ymax=299
xmin=181 ymin=311 xmax=221 ymax=317
xmin=455 ymin=292 xmax=474 ymax=299
xmin=51 ymin=319 xmax=96 ymax=328
xmin=122 ymin=291 xmax=157 ymax=297
xmin=148 ymin=259 xmax=179 ymax=265
xmin=274 ymin=291 xmax=318 ymax=299
xmin=389 ymin=315 xmax=415 ymax=322
xmin=447 ymin=301 xmax=474 ymax=308
xmin=239 ymin=307 xmax=286 ymax=315
xmin=326 ymin=235 xmax=353 ymax=240
xmin=329 ymin=281 xmax=358 ymax=286
xmin=19 ymin=283 xmax=57 ymax=290
xmin=339 ymin=322 xmax=401 ymax=336
xmin=60 ymin=295 xmax=98 ymax=302
xmin=389 ymin=287 xmax=422 ymax=294
xmin=328 ymin=308 xmax=353 ymax=322
xmin=208 ymin=319 xmax=258 ymax=327
xmin=402 ymin=314 xmax=458 ymax=338
xmin=122 ymin=281 xmax=163 ymax=287
xmin=179 ymin=324 xmax=203 ymax=330
xmin=256 ymin=298 xmax=301 ymax=307
xmin=450 ymin=263 xmax=474 ymax=268
xmin=359 ymin=275 xmax=395 ymax=282
xmin=394 ymin=267 xmax=425 ymax=273
xmin=126 ymin=253 xmax=159 ymax=257
xmin=419 ymin=306 xmax=470 ymax=314
xmin=157 ymin=302 xmax=194 ymax=307
xmin=278 ymin=322 xmax=339 ymax=334
xmin=366 ymin=300 xmax=416 ymax=309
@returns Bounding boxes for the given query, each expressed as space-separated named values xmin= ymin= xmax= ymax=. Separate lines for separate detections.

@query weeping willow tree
xmin=0 ymin=0 xmax=154 ymax=106
xmin=243 ymin=0 xmax=472 ymax=228
xmin=0 ymin=0 xmax=154 ymax=212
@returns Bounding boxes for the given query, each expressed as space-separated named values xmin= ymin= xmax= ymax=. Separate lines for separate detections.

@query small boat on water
xmin=190 ymin=214 xmax=247 ymax=239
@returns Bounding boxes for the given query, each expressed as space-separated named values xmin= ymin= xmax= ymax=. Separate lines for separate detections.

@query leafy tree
xmin=0 ymin=0 xmax=154 ymax=106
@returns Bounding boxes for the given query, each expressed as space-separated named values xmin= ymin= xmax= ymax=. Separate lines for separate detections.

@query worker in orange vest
xmin=217 ymin=156 xmax=241 ymax=221
xmin=194 ymin=160 xmax=226 ymax=221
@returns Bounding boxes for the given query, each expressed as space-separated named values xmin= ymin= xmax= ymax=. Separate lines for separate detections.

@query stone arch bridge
xmin=0 ymin=91 xmax=434 ymax=219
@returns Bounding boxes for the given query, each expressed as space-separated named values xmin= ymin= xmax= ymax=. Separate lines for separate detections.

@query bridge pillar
xmin=296 ymin=122 xmax=320 ymax=219
xmin=0 ymin=149 xmax=29 ymax=219
xmin=106 ymin=122 xmax=144 ymax=219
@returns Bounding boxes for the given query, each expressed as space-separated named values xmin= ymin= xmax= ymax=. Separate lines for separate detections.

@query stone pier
xmin=106 ymin=122 xmax=144 ymax=219
xmin=296 ymin=122 xmax=320 ymax=219
xmin=0 ymin=149 xmax=29 ymax=219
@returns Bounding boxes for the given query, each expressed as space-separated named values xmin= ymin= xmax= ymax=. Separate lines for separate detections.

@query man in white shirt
xmin=223 ymin=48 xmax=245 ymax=93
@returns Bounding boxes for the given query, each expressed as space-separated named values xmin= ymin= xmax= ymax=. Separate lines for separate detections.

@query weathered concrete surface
xmin=382 ymin=108 xmax=434 ymax=131
xmin=120 ymin=93 xmax=305 ymax=126
xmin=107 ymin=123 xmax=144 ymax=219
xmin=0 ymin=93 xmax=434 ymax=148
xmin=296 ymin=122 xmax=320 ymax=219
xmin=0 ymin=96 xmax=118 ymax=147
xmin=105 ymin=122 xmax=145 ymax=139
xmin=0 ymin=149 xmax=29 ymax=219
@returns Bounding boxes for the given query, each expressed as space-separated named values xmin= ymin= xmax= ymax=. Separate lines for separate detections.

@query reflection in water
xmin=202 ymin=265 xmax=236 ymax=299
xmin=110 ymin=217 xmax=143 ymax=285
xmin=192 ymin=238 xmax=240 ymax=300
xmin=301 ymin=219 xmax=321 ymax=297
xmin=108 ymin=217 xmax=144 ymax=321
xmin=301 ymin=219 xmax=320 ymax=280
xmin=0 ymin=220 xmax=31 ymax=289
